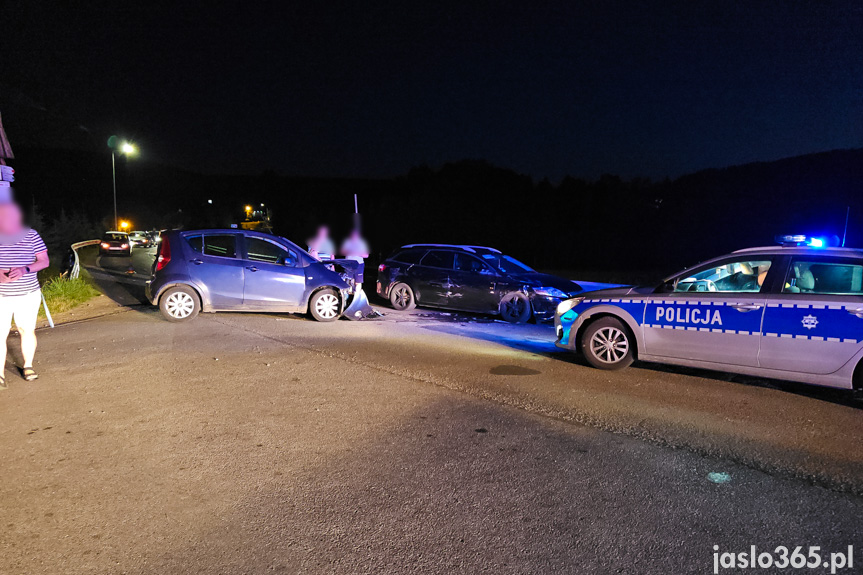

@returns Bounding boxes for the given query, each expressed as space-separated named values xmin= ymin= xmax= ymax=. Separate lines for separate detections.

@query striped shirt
xmin=0 ymin=229 xmax=47 ymax=296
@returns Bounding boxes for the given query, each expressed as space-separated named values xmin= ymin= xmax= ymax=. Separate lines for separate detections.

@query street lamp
xmin=119 ymin=220 xmax=131 ymax=231
xmin=109 ymin=137 xmax=138 ymax=230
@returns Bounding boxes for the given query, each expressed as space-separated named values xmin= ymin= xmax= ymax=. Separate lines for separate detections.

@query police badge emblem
xmin=801 ymin=314 xmax=818 ymax=330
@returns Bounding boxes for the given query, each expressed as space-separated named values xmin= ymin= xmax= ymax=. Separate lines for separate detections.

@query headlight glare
xmin=556 ymin=297 xmax=583 ymax=315
xmin=533 ymin=286 xmax=568 ymax=298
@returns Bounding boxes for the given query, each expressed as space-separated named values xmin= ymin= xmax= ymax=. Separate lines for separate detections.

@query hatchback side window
xmin=674 ymin=258 xmax=772 ymax=293
xmin=246 ymin=237 xmax=296 ymax=266
xmin=202 ymin=235 xmax=237 ymax=258
xmin=784 ymin=259 xmax=863 ymax=295
xmin=186 ymin=235 xmax=203 ymax=253
xmin=420 ymin=250 xmax=455 ymax=269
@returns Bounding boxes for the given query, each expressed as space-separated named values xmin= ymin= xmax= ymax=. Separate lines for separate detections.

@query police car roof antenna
xmin=841 ymin=205 xmax=850 ymax=247
xmin=353 ymin=193 xmax=361 ymax=232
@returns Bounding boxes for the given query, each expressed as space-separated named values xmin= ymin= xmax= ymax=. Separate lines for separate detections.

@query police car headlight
xmin=556 ymin=297 xmax=583 ymax=316
xmin=533 ymin=286 xmax=568 ymax=298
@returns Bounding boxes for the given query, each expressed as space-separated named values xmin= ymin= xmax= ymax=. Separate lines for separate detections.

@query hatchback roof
xmin=400 ymin=243 xmax=501 ymax=254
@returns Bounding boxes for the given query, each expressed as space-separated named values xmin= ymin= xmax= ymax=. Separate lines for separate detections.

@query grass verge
xmin=39 ymin=275 xmax=101 ymax=318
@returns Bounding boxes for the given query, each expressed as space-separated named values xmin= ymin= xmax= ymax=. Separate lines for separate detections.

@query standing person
xmin=0 ymin=202 xmax=49 ymax=388
xmin=340 ymin=229 xmax=369 ymax=290
xmin=307 ymin=225 xmax=335 ymax=261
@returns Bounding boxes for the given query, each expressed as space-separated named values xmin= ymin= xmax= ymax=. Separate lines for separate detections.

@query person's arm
xmin=7 ymin=250 xmax=49 ymax=281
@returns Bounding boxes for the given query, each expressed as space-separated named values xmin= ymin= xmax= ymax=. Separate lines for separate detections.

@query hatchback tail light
xmin=100 ymin=242 xmax=109 ymax=248
xmin=155 ymin=237 xmax=171 ymax=271
xmin=378 ymin=264 xmax=387 ymax=272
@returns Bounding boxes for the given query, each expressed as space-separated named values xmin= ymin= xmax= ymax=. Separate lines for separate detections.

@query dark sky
xmin=2 ymin=0 xmax=861 ymax=180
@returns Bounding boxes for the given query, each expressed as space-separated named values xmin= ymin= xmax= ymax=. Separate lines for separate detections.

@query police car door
xmin=759 ymin=255 xmax=863 ymax=374
xmin=643 ymin=256 xmax=774 ymax=367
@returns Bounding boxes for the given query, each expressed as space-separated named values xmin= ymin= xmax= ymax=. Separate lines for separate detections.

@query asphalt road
xmin=1 ymin=253 xmax=861 ymax=574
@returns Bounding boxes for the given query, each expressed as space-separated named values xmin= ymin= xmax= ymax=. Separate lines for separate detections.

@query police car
xmin=554 ymin=236 xmax=863 ymax=392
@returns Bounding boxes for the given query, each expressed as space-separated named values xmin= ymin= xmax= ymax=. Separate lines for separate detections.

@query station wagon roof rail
xmin=400 ymin=244 xmax=502 ymax=254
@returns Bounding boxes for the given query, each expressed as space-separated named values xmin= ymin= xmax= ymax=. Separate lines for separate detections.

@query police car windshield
xmin=675 ymin=259 xmax=771 ymax=293
xmin=481 ymin=254 xmax=534 ymax=274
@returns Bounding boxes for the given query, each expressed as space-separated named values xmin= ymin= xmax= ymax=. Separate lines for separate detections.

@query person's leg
xmin=355 ymin=263 xmax=365 ymax=291
xmin=0 ymin=296 xmax=15 ymax=382
xmin=14 ymin=291 xmax=41 ymax=370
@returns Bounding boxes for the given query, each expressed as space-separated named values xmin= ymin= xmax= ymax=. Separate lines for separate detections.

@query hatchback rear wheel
xmin=310 ymin=289 xmax=341 ymax=322
xmin=581 ymin=317 xmax=634 ymax=370
xmin=159 ymin=286 xmax=200 ymax=322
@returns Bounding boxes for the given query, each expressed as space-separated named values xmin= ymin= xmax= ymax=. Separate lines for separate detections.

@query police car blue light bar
xmin=775 ymin=234 xmax=827 ymax=247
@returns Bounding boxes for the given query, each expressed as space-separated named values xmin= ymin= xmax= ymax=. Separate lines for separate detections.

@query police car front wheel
xmin=581 ymin=317 xmax=635 ymax=370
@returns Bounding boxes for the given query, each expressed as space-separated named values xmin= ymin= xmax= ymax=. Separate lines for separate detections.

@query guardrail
xmin=67 ymin=239 xmax=101 ymax=279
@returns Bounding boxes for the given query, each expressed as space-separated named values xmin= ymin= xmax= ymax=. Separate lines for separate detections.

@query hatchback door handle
xmin=730 ymin=303 xmax=762 ymax=311
xmin=246 ymin=266 xmax=258 ymax=272
xmin=190 ymin=259 xmax=203 ymax=265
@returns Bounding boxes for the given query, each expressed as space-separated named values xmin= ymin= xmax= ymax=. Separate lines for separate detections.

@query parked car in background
xmin=554 ymin=235 xmax=863 ymax=393
xmin=99 ymin=232 xmax=131 ymax=256
xmin=147 ymin=229 xmax=354 ymax=322
xmin=377 ymin=244 xmax=582 ymax=322
xmin=128 ymin=231 xmax=151 ymax=248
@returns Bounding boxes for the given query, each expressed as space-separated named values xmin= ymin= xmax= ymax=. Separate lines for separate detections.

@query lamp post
xmin=109 ymin=137 xmax=138 ymax=230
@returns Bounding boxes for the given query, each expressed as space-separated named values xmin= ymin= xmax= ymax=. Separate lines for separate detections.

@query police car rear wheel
xmin=582 ymin=317 xmax=634 ymax=370
xmin=390 ymin=283 xmax=416 ymax=311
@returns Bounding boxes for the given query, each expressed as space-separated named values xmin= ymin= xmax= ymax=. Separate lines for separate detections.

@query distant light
xmin=260 ymin=203 xmax=265 ymax=207
xmin=707 ymin=472 xmax=731 ymax=484
xmin=208 ymin=199 xmax=213 ymax=204
xmin=244 ymin=205 xmax=252 ymax=212
xmin=121 ymin=142 xmax=137 ymax=155
xmin=807 ymin=238 xmax=824 ymax=248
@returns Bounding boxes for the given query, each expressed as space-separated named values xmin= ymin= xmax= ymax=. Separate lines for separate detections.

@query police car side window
xmin=784 ymin=259 xmax=863 ymax=295
xmin=674 ymin=259 xmax=771 ymax=293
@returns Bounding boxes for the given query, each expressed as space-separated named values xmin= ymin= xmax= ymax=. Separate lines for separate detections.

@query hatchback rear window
xmin=104 ymin=233 xmax=127 ymax=241
xmin=186 ymin=234 xmax=237 ymax=259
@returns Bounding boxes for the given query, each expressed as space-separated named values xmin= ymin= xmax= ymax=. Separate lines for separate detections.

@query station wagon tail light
xmin=156 ymin=238 xmax=171 ymax=271
xmin=121 ymin=243 xmax=129 ymax=248
xmin=101 ymin=242 xmax=109 ymax=248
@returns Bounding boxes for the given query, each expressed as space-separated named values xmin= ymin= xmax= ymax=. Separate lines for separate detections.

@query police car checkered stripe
xmin=623 ymin=300 xmax=863 ymax=343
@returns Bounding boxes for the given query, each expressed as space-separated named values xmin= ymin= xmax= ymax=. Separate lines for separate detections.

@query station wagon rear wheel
xmin=159 ymin=286 xmax=200 ymax=322
xmin=389 ymin=282 xmax=416 ymax=311
xmin=310 ymin=289 xmax=341 ymax=322
xmin=581 ymin=317 xmax=634 ymax=370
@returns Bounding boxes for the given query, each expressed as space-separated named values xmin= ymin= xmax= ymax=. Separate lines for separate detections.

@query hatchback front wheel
xmin=310 ymin=289 xmax=341 ymax=322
